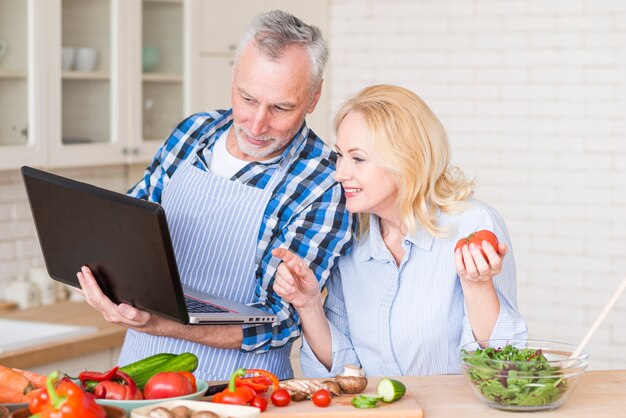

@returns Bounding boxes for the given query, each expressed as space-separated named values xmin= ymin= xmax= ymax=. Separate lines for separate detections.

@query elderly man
xmin=77 ymin=10 xmax=351 ymax=380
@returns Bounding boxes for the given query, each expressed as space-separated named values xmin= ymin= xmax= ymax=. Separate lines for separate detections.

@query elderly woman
xmin=273 ymin=85 xmax=527 ymax=377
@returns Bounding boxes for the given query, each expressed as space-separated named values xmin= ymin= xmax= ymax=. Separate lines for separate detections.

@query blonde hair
xmin=334 ymin=85 xmax=474 ymax=238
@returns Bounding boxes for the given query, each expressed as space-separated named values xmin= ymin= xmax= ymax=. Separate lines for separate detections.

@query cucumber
xmin=352 ymin=395 xmax=383 ymax=409
xmin=120 ymin=352 xmax=199 ymax=389
xmin=377 ymin=378 xmax=406 ymax=403
xmin=82 ymin=352 xmax=176 ymax=391
xmin=118 ymin=352 xmax=176 ymax=378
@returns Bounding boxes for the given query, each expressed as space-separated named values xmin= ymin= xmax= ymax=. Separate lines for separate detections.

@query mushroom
xmin=190 ymin=411 xmax=219 ymax=418
xmin=323 ymin=380 xmax=342 ymax=396
xmin=291 ymin=390 xmax=310 ymax=402
xmin=170 ymin=405 xmax=192 ymax=418
xmin=148 ymin=407 xmax=174 ymax=418
xmin=335 ymin=364 xmax=368 ymax=394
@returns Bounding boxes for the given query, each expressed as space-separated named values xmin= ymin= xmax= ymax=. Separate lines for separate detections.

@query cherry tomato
xmin=455 ymin=230 xmax=499 ymax=260
xmin=312 ymin=389 xmax=331 ymax=407
xmin=143 ymin=371 xmax=194 ymax=400
xmin=249 ymin=394 xmax=268 ymax=412
xmin=270 ymin=388 xmax=291 ymax=407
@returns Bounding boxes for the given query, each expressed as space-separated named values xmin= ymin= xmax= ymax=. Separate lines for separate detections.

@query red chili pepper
xmin=212 ymin=368 xmax=256 ymax=405
xmin=33 ymin=370 xmax=106 ymax=418
xmin=78 ymin=366 xmax=119 ymax=386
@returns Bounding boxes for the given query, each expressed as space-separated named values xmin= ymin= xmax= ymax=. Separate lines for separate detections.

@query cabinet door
xmin=133 ymin=0 xmax=186 ymax=164
xmin=0 ymin=0 xmax=46 ymax=170
xmin=47 ymin=0 xmax=127 ymax=168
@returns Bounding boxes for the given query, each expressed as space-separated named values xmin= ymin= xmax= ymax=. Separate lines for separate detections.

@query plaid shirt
xmin=128 ymin=109 xmax=352 ymax=353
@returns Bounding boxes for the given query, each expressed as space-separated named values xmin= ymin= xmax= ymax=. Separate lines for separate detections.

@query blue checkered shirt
xmin=128 ymin=109 xmax=352 ymax=353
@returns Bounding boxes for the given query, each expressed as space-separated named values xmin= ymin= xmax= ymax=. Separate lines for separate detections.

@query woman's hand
xmin=455 ymin=240 xmax=508 ymax=285
xmin=272 ymin=248 xmax=322 ymax=310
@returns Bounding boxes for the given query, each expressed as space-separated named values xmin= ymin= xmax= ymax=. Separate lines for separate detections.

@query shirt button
xmin=404 ymin=240 xmax=410 ymax=245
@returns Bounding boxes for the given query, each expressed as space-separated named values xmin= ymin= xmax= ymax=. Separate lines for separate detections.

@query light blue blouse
xmin=299 ymin=199 xmax=528 ymax=377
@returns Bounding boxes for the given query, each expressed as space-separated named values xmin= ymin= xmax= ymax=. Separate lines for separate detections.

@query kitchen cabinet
xmin=0 ymin=0 xmax=193 ymax=170
xmin=0 ymin=0 xmax=46 ymax=169
xmin=193 ymin=0 xmax=331 ymax=141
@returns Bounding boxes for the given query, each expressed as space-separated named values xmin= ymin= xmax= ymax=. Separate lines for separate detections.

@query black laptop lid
xmin=21 ymin=166 xmax=190 ymax=324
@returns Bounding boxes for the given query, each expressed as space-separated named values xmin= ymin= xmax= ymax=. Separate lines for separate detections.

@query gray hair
xmin=234 ymin=10 xmax=328 ymax=92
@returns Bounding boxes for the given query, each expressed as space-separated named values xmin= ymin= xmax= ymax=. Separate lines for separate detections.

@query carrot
xmin=0 ymin=385 xmax=29 ymax=403
xmin=0 ymin=364 xmax=34 ymax=394
xmin=11 ymin=368 xmax=47 ymax=389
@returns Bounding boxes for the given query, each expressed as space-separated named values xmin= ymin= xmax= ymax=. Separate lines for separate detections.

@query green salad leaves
xmin=461 ymin=344 xmax=568 ymax=407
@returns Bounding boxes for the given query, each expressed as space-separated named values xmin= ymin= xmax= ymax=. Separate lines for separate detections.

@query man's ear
xmin=306 ymin=79 xmax=324 ymax=114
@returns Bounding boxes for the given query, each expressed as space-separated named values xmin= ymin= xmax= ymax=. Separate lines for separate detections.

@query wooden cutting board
xmin=257 ymin=377 xmax=423 ymax=417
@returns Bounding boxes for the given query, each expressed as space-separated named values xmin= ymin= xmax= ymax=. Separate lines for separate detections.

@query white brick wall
xmin=0 ymin=166 xmax=129 ymax=300
xmin=329 ymin=0 xmax=626 ymax=370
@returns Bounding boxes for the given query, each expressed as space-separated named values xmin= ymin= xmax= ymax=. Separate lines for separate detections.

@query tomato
xmin=312 ymin=389 xmax=331 ymax=407
xmin=455 ymin=230 xmax=499 ymax=259
xmin=270 ymin=388 xmax=291 ymax=407
xmin=249 ymin=394 xmax=268 ymax=412
xmin=143 ymin=372 xmax=194 ymax=400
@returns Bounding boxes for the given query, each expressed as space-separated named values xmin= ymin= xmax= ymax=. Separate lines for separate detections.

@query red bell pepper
xmin=93 ymin=370 xmax=141 ymax=400
xmin=29 ymin=370 xmax=106 ymax=418
xmin=244 ymin=369 xmax=280 ymax=391
xmin=212 ymin=368 xmax=257 ymax=405
xmin=235 ymin=376 xmax=272 ymax=392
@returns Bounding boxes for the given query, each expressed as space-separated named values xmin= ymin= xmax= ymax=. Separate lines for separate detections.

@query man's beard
xmin=234 ymin=125 xmax=291 ymax=159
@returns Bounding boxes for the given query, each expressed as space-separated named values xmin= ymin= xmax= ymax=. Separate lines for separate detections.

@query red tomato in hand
xmin=270 ymin=388 xmax=291 ymax=407
xmin=250 ymin=394 xmax=268 ymax=412
xmin=455 ymin=230 xmax=499 ymax=259
xmin=312 ymin=389 xmax=331 ymax=407
xmin=143 ymin=371 xmax=194 ymax=400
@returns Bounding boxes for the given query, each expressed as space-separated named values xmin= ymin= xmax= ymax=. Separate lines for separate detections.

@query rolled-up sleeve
xmin=299 ymin=267 xmax=361 ymax=377
xmin=460 ymin=206 xmax=528 ymax=351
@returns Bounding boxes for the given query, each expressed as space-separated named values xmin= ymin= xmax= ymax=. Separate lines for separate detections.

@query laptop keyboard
xmin=184 ymin=296 xmax=229 ymax=313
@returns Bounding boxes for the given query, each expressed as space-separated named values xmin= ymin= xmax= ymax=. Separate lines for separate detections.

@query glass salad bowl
xmin=459 ymin=339 xmax=589 ymax=412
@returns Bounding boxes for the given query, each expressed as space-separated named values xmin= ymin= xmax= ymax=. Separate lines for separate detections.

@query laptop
xmin=21 ymin=166 xmax=277 ymax=326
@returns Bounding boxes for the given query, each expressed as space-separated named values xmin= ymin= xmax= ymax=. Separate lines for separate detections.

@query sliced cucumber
xmin=351 ymin=394 xmax=383 ymax=409
xmin=377 ymin=378 xmax=406 ymax=402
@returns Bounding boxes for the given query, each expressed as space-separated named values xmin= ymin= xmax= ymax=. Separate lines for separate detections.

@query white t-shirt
xmin=209 ymin=127 xmax=249 ymax=178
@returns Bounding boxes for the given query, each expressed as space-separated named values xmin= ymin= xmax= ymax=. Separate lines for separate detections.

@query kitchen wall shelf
xmin=62 ymin=72 xmax=111 ymax=81
xmin=142 ymin=73 xmax=183 ymax=83
xmin=0 ymin=71 xmax=27 ymax=79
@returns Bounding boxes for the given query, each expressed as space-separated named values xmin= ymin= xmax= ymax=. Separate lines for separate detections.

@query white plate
xmin=130 ymin=399 xmax=260 ymax=418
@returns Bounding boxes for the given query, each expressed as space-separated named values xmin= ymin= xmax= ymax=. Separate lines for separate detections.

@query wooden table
xmin=0 ymin=301 xmax=126 ymax=369
xmin=253 ymin=370 xmax=626 ymax=417
xmin=407 ymin=370 xmax=626 ymax=417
